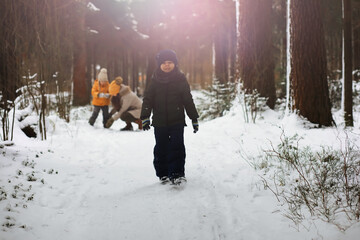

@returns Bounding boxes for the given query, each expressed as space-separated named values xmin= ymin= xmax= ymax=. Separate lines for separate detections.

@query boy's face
xmin=160 ymin=61 xmax=175 ymax=73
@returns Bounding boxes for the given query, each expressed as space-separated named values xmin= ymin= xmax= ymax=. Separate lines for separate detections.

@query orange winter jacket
xmin=109 ymin=80 xmax=121 ymax=96
xmin=91 ymin=80 xmax=110 ymax=106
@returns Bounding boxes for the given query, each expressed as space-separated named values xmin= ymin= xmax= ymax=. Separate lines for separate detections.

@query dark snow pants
xmin=89 ymin=105 xmax=109 ymax=127
xmin=120 ymin=111 xmax=137 ymax=122
xmin=153 ymin=124 xmax=186 ymax=179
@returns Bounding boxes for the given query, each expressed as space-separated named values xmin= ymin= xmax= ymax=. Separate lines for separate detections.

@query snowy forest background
xmin=2 ymin=0 xmax=360 ymax=136
xmin=1 ymin=0 xmax=360 ymax=239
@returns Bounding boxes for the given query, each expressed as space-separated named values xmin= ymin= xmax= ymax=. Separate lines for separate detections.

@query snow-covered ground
xmin=1 ymin=100 xmax=360 ymax=240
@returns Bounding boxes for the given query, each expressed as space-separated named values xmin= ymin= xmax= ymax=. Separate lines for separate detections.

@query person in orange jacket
xmin=89 ymin=68 xmax=111 ymax=127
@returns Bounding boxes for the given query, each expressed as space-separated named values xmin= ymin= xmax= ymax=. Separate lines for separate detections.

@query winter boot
xmin=171 ymin=176 xmax=187 ymax=185
xmin=135 ymin=119 xmax=143 ymax=130
xmin=88 ymin=117 xmax=96 ymax=126
xmin=120 ymin=122 xmax=133 ymax=131
xmin=159 ymin=176 xmax=170 ymax=185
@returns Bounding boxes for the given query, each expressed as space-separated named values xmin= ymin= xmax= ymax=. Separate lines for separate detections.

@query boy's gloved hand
xmin=104 ymin=93 xmax=110 ymax=98
xmin=142 ymin=118 xmax=150 ymax=131
xmin=105 ymin=118 xmax=114 ymax=128
xmin=192 ymin=119 xmax=199 ymax=133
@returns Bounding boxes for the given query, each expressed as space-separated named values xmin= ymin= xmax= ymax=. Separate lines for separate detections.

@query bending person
xmin=105 ymin=76 xmax=143 ymax=131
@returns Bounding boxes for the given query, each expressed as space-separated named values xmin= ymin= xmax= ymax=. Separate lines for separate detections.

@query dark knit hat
xmin=156 ymin=49 xmax=178 ymax=66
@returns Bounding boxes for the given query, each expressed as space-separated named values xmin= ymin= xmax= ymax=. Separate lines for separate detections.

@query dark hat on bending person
xmin=156 ymin=49 xmax=178 ymax=66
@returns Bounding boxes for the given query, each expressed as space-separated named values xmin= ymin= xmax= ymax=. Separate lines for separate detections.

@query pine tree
xmin=343 ymin=0 xmax=354 ymax=126
xmin=72 ymin=1 xmax=88 ymax=106
xmin=238 ymin=0 xmax=276 ymax=109
xmin=290 ymin=0 xmax=333 ymax=126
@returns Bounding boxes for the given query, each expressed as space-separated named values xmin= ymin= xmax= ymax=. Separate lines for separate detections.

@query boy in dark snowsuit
xmin=140 ymin=49 xmax=199 ymax=185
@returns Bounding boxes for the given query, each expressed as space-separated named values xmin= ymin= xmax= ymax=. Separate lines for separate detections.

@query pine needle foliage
xmin=255 ymin=131 xmax=360 ymax=231
xmin=197 ymin=80 xmax=237 ymax=120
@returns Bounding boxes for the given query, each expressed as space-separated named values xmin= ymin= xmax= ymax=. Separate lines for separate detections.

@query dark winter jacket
xmin=140 ymin=67 xmax=199 ymax=127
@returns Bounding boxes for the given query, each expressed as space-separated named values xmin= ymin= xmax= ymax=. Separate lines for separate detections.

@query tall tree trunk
xmin=132 ymin=51 xmax=139 ymax=92
xmin=72 ymin=2 xmax=88 ymax=106
xmin=145 ymin=51 xmax=157 ymax=89
xmin=122 ymin=51 xmax=129 ymax=85
xmin=192 ymin=50 xmax=197 ymax=86
xmin=214 ymin=29 xmax=229 ymax=84
xmin=229 ymin=0 xmax=237 ymax=83
xmin=86 ymin=41 xmax=93 ymax=100
xmin=213 ymin=0 xmax=234 ymax=84
xmin=354 ymin=22 xmax=360 ymax=80
xmin=0 ymin=1 xmax=21 ymax=140
xmin=290 ymin=0 xmax=333 ymax=126
xmin=343 ymin=0 xmax=353 ymax=126
xmin=323 ymin=0 xmax=342 ymax=81
xmin=238 ymin=0 xmax=276 ymax=109
xmin=280 ymin=0 xmax=287 ymax=84
xmin=353 ymin=3 xmax=360 ymax=79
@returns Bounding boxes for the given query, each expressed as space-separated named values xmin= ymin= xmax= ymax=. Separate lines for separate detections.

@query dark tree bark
xmin=145 ymin=51 xmax=157 ymax=89
xmin=122 ymin=51 xmax=129 ymax=85
xmin=238 ymin=0 xmax=276 ymax=109
xmin=353 ymin=3 xmax=360 ymax=79
xmin=290 ymin=0 xmax=333 ymax=126
xmin=132 ymin=51 xmax=139 ymax=92
xmin=72 ymin=3 xmax=88 ymax=106
xmin=213 ymin=0 xmax=237 ymax=84
xmin=0 ymin=1 xmax=22 ymax=140
xmin=229 ymin=0 xmax=237 ymax=83
xmin=72 ymin=44 xmax=87 ymax=105
xmin=214 ymin=28 xmax=229 ymax=84
xmin=343 ymin=0 xmax=354 ymax=126
xmin=354 ymin=22 xmax=360 ymax=80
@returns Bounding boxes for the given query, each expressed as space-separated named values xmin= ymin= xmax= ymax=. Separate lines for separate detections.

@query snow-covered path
xmin=1 ymin=107 xmax=359 ymax=240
